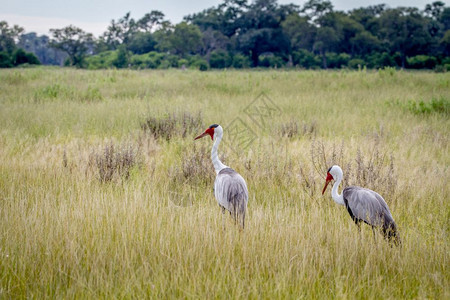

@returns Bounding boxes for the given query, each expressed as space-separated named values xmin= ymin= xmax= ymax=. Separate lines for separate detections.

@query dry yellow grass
xmin=0 ymin=67 xmax=448 ymax=298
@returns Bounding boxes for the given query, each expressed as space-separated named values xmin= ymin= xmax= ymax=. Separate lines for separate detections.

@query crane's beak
xmin=194 ymin=132 xmax=209 ymax=140
xmin=322 ymin=173 xmax=334 ymax=195
xmin=195 ymin=128 xmax=214 ymax=140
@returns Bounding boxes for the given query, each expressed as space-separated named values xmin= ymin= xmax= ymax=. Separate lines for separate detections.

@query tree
xmin=424 ymin=1 xmax=446 ymax=20
xmin=378 ymin=8 xmax=432 ymax=68
xmin=301 ymin=0 xmax=333 ymax=21
xmin=0 ymin=21 xmax=24 ymax=54
xmin=19 ymin=33 xmax=67 ymax=65
xmin=313 ymin=26 xmax=338 ymax=68
xmin=441 ymin=30 xmax=450 ymax=55
xmin=137 ymin=11 xmax=165 ymax=32
xmin=169 ymin=22 xmax=203 ymax=56
xmin=201 ymin=28 xmax=230 ymax=59
xmin=101 ymin=12 xmax=137 ymax=50
xmin=281 ymin=14 xmax=316 ymax=52
xmin=128 ymin=32 xmax=156 ymax=54
xmin=235 ymin=0 xmax=293 ymax=66
xmin=50 ymin=25 xmax=94 ymax=67
xmin=0 ymin=51 xmax=13 ymax=67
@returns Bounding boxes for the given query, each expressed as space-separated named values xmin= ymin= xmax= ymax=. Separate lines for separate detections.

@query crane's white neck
xmin=331 ymin=172 xmax=345 ymax=206
xmin=211 ymin=129 xmax=228 ymax=174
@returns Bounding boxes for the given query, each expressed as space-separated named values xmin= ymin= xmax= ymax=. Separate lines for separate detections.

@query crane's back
xmin=215 ymin=168 xmax=248 ymax=228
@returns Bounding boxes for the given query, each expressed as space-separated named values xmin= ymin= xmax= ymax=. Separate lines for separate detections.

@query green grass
xmin=0 ymin=68 xmax=449 ymax=298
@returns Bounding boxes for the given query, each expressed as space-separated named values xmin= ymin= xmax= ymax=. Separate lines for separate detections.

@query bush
xmin=258 ymin=53 xmax=284 ymax=68
xmin=178 ymin=59 xmax=188 ymax=69
xmin=407 ymin=97 xmax=449 ymax=115
xmin=128 ymin=32 xmax=156 ymax=54
xmin=326 ymin=53 xmax=350 ymax=68
xmin=85 ymin=51 xmax=117 ymax=69
xmin=130 ymin=51 xmax=164 ymax=69
xmin=0 ymin=51 xmax=13 ymax=68
xmin=12 ymin=49 xmax=40 ymax=66
xmin=407 ymin=55 xmax=437 ymax=69
xmin=113 ymin=45 xmax=130 ymax=68
xmin=348 ymin=58 xmax=366 ymax=69
xmin=189 ymin=56 xmax=209 ymax=71
xmin=366 ymin=52 xmax=397 ymax=69
xmin=292 ymin=50 xmax=321 ymax=69
xmin=232 ymin=54 xmax=251 ymax=68
xmin=89 ymin=141 xmax=140 ymax=183
xmin=209 ymin=50 xmax=232 ymax=68
xmin=141 ymin=111 xmax=203 ymax=141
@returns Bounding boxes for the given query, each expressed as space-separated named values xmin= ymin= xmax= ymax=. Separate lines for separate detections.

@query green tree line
xmin=1 ymin=0 xmax=450 ymax=70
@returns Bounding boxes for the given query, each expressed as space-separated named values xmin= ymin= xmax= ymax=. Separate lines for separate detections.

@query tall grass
xmin=0 ymin=68 xmax=448 ymax=298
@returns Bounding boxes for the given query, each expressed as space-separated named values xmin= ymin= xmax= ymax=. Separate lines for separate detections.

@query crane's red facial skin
xmin=322 ymin=172 xmax=334 ymax=195
xmin=194 ymin=127 xmax=214 ymax=141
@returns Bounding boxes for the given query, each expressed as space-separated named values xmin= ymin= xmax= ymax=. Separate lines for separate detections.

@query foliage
xmin=258 ymin=54 xmax=285 ymax=68
xmin=4 ymin=1 xmax=450 ymax=70
xmin=0 ymin=21 xmax=23 ymax=54
xmin=209 ymin=49 xmax=232 ymax=68
xmin=12 ymin=48 xmax=40 ymax=65
xmin=89 ymin=141 xmax=140 ymax=182
xmin=231 ymin=53 xmax=251 ymax=68
xmin=407 ymin=97 xmax=449 ymax=115
xmin=407 ymin=55 xmax=437 ymax=69
xmin=49 ymin=25 xmax=94 ymax=67
xmin=18 ymin=33 xmax=66 ymax=65
xmin=0 ymin=51 xmax=13 ymax=67
xmin=170 ymin=22 xmax=203 ymax=57
xmin=141 ymin=111 xmax=203 ymax=141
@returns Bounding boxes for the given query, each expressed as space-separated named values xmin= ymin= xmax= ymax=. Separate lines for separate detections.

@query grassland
xmin=0 ymin=67 xmax=448 ymax=298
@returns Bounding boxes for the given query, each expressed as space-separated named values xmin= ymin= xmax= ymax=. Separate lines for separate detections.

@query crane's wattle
xmin=322 ymin=172 xmax=334 ymax=195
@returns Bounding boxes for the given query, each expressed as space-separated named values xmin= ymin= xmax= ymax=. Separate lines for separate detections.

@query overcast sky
xmin=0 ymin=0 xmax=444 ymax=37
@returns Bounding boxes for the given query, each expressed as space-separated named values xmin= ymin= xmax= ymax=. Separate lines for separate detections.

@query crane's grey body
xmin=324 ymin=165 xmax=400 ymax=245
xmin=343 ymin=186 xmax=399 ymax=242
xmin=215 ymin=168 xmax=248 ymax=228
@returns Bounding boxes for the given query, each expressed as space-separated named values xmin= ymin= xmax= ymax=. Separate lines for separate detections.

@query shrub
xmin=407 ymin=97 xmax=449 ymax=115
xmin=258 ymin=53 xmax=285 ymax=68
xmin=407 ymin=55 xmax=437 ymax=69
xmin=366 ymin=52 xmax=397 ymax=69
xmin=89 ymin=141 xmax=140 ymax=183
xmin=113 ymin=45 xmax=130 ymax=68
xmin=209 ymin=50 xmax=232 ymax=68
xmin=292 ymin=50 xmax=321 ymax=69
xmin=178 ymin=58 xmax=188 ymax=69
xmin=189 ymin=57 xmax=209 ymax=71
xmin=85 ymin=51 xmax=117 ymax=69
xmin=326 ymin=53 xmax=350 ymax=68
xmin=170 ymin=143 xmax=214 ymax=185
xmin=12 ymin=49 xmax=40 ymax=66
xmin=348 ymin=58 xmax=366 ymax=69
xmin=0 ymin=51 xmax=13 ymax=68
xmin=141 ymin=111 xmax=203 ymax=141
xmin=279 ymin=120 xmax=318 ymax=139
xmin=130 ymin=51 xmax=164 ymax=69
xmin=232 ymin=54 xmax=251 ymax=68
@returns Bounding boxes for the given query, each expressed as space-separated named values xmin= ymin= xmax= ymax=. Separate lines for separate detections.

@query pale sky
xmin=0 ymin=0 xmax=444 ymax=37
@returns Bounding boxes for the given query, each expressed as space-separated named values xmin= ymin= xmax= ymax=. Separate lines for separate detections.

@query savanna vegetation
xmin=0 ymin=67 xmax=448 ymax=298
xmin=1 ymin=0 xmax=450 ymax=70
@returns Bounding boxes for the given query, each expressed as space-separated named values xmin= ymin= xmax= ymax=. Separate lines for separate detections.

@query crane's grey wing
xmin=214 ymin=168 xmax=248 ymax=212
xmin=343 ymin=186 xmax=395 ymax=228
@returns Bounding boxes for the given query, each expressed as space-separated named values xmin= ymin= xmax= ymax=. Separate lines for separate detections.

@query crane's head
xmin=322 ymin=165 xmax=343 ymax=195
xmin=195 ymin=124 xmax=220 ymax=141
